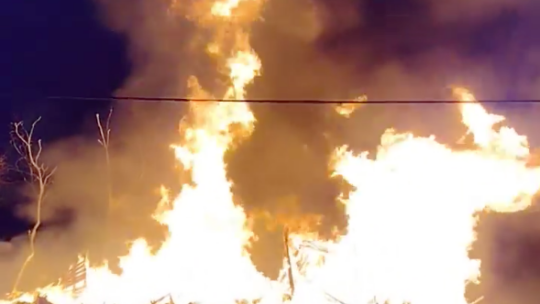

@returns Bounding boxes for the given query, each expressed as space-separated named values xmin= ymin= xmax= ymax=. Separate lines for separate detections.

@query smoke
xmin=0 ymin=113 xmax=183 ymax=294
xmin=3 ymin=0 xmax=540 ymax=299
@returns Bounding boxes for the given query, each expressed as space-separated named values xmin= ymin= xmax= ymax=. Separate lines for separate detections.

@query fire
xmin=284 ymin=88 xmax=540 ymax=304
xmin=211 ymin=0 xmax=243 ymax=16
xmin=2 ymin=0 xmax=540 ymax=303
xmin=6 ymin=0 xmax=273 ymax=303
xmin=335 ymin=95 xmax=367 ymax=117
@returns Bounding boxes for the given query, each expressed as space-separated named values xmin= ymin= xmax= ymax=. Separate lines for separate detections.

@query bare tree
xmin=96 ymin=108 xmax=113 ymax=216
xmin=10 ymin=118 xmax=56 ymax=294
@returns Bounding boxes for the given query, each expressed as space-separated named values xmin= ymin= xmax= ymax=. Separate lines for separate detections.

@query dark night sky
xmin=3 ymin=0 xmax=540 ymax=302
xmin=0 ymin=0 xmax=128 ymax=237
xmin=0 ymin=0 xmax=128 ymax=141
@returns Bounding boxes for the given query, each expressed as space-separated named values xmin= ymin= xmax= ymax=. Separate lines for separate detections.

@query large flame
xmin=5 ymin=0 xmax=273 ymax=304
xmin=284 ymin=88 xmax=540 ymax=304
xmin=3 ymin=1 xmax=540 ymax=304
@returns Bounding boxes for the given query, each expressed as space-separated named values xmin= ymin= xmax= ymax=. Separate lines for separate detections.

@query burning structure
xmin=2 ymin=0 xmax=540 ymax=304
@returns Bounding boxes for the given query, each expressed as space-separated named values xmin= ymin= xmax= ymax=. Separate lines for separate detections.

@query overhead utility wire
xmin=47 ymin=96 xmax=540 ymax=104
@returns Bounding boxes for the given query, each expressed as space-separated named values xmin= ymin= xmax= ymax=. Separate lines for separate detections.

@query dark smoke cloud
xmin=3 ymin=0 xmax=540 ymax=300
xmin=425 ymin=0 xmax=531 ymax=25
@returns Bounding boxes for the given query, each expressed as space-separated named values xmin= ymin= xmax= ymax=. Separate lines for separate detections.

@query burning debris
xmin=61 ymin=256 xmax=87 ymax=298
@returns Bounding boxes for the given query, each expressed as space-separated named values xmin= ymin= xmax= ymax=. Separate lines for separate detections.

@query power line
xmin=47 ymin=96 xmax=540 ymax=104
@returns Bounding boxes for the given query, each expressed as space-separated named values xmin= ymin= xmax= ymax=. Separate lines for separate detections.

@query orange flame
xmin=2 ymin=1 xmax=540 ymax=303
xmin=283 ymin=88 xmax=540 ymax=304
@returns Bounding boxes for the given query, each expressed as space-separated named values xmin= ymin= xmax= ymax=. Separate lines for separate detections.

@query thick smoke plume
xmin=2 ymin=0 xmax=540 ymax=302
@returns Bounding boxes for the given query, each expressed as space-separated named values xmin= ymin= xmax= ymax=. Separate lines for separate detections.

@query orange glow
xmin=2 ymin=0 xmax=540 ymax=303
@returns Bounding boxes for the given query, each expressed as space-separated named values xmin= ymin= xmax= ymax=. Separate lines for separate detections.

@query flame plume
xmin=2 ymin=1 xmax=540 ymax=303
xmin=5 ymin=0 xmax=274 ymax=304
xmin=284 ymin=88 xmax=540 ymax=304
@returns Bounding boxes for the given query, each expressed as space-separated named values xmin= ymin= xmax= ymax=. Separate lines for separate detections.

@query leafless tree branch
xmin=10 ymin=117 xmax=56 ymax=295
xmin=96 ymin=108 xmax=113 ymax=215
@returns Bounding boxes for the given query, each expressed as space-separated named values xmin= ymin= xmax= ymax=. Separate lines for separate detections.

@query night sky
xmin=3 ymin=0 xmax=540 ymax=302
xmin=1 ymin=0 xmax=127 ymax=236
